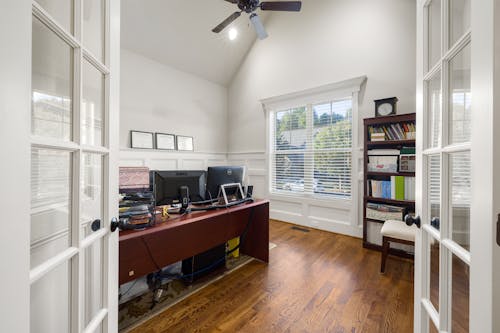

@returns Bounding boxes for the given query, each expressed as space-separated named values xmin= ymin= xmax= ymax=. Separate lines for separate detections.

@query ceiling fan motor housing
xmin=238 ymin=0 xmax=261 ymax=13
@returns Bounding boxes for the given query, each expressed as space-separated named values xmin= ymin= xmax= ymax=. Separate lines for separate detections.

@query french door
xmin=0 ymin=0 xmax=119 ymax=332
xmin=415 ymin=0 xmax=500 ymax=332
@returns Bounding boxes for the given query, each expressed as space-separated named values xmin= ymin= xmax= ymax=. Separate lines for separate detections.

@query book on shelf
xmin=368 ymin=176 xmax=415 ymax=201
xmin=366 ymin=202 xmax=406 ymax=221
xmin=368 ymin=122 xmax=416 ymax=141
xmin=370 ymin=133 xmax=385 ymax=141
xmin=399 ymin=147 xmax=416 ymax=172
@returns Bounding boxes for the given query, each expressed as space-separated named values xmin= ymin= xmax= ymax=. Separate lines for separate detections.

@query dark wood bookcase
xmin=363 ymin=113 xmax=416 ymax=258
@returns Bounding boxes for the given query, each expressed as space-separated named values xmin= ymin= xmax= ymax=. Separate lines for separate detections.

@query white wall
xmin=120 ymin=48 xmax=228 ymax=153
xmin=227 ymin=0 xmax=416 ymax=236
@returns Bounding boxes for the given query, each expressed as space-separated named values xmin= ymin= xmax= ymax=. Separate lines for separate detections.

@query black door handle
xmin=405 ymin=214 xmax=421 ymax=228
xmin=91 ymin=219 xmax=101 ymax=232
xmin=431 ymin=217 xmax=440 ymax=230
xmin=110 ymin=217 xmax=120 ymax=232
xmin=497 ymin=214 xmax=500 ymax=247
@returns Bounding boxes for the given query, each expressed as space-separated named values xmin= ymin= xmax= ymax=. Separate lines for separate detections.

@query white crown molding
xmin=260 ymin=75 xmax=367 ymax=111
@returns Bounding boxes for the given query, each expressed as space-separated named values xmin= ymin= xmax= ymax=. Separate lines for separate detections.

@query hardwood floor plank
xmin=129 ymin=220 xmax=414 ymax=333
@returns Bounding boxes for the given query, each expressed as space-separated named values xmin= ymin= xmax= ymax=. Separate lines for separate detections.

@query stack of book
xmin=119 ymin=192 xmax=155 ymax=227
xmin=368 ymin=176 xmax=415 ymax=201
xmin=368 ymin=122 xmax=416 ymax=141
xmin=366 ymin=202 xmax=406 ymax=221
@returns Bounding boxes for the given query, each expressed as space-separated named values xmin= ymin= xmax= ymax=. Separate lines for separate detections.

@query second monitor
xmin=150 ymin=170 xmax=206 ymax=205
xmin=205 ymin=166 xmax=245 ymax=200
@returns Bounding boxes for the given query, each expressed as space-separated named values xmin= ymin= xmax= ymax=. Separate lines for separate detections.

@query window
xmin=270 ymin=98 xmax=353 ymax=198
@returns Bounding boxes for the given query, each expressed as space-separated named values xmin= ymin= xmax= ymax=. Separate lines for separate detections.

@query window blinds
xmin=270 ymin=98 xmax=352 ymax=198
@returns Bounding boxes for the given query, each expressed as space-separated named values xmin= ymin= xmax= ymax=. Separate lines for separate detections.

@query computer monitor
xmin=150 ymin=170 xmax=206 ymax=205
xmin=205 ymin=166 xmax=245 ymax=200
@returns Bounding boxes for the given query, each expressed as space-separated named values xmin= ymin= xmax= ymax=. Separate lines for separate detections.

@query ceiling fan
xmin=212 ymin=0 xmax=302 ymax=40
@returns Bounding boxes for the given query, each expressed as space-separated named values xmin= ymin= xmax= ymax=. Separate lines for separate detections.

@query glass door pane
xmin=83 ymin=0 xmax=105 ymax=61
xmin=82 ymin=60 xmax=105 ymax=146
xmin=30 ymin=261 xmax=71 ymax=333
xmin=429 ymin=238 xmax=440 ymax=312
xmin=34 ymin=0 xmax=74 ymax=34
xmin=81 ymin=153 xmax=103 ymax=235
xmin=428 ymin=0 xmax=441 ymax=70
xmin=428 ymin=155 xmax=441 ymax=231
xmin=32 ymin=16 xmax=73 ymax=141
xmin=449 ymin=43 xmax=471 ymax=144
xmin=427 ymin=74 xmax=442 ymax=149
xmin=451 ymin=253 xmax=470 ymax=332
xmin=30 ymin=148 xmax=72 ymax=268
xmin=84 ymin=239 xmax=103 ymax=327
xmin=450 ymin=0 xmax=471 ymax=46
xmin=450 ymin=152 xmax=471 ymax=250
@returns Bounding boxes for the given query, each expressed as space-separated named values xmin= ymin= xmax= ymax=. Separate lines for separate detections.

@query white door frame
xmin=415 ymin=0 xmax=500 ymax=332
xmin=470 ymin=0 xmax=500 ymax=332
xmin=106 ymin=0 xmax=120 ymax=331
xmin=0 ymin=1 xmax=32 ymax=332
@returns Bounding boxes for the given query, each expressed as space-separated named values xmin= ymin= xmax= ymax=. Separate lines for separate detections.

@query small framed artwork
xmin=176 ymin=135 xmax=194 ymax=151
xmin=155 ymin=133 xmax=176 ymax=150
xmin=130 ymin=131 xmax=154 ymax=149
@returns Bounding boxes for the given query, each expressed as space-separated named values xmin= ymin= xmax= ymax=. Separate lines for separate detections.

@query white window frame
xmin=262 ymin=76 xmax=366 ymax=207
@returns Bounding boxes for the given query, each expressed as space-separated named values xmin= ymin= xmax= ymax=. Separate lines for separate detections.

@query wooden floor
xmin=131 ymin=220 xmax=414 ymax=333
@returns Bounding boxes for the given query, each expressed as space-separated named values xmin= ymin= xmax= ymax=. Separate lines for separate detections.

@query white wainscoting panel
xmin=119 ymin=149 xmax=227 ymax=171
xmin=148 ymin=159 xmax=178 ymax=170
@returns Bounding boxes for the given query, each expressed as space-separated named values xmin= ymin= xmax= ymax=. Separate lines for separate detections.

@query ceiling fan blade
xmin=260 ymin=1 xmax=302 ymax=11
xmin=249 ymin=13 xmax=268 ymax=40
xmin=212 ymin=11 xmax=242 ymax=33
xmin=223 ymin=0 xmax=238 ymax=3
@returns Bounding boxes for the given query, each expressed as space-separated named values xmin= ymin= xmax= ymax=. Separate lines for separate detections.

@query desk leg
xmin=241 ymin=202 xmax=269 ymax=263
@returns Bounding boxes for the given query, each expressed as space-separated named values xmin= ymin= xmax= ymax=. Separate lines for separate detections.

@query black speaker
xmin=179 ymin=185 xmax=189 ymax=209
xmin=246 ymin=185 xmax=254 ymax=198
xmin=182 ymin=244 xmax=226 ymax=283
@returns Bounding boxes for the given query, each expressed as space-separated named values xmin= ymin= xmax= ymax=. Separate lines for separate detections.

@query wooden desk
xmin=119 ymin=199 xmax=269 ymax=285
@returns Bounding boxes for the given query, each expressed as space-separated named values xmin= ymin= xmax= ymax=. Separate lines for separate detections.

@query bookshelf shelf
xmin=366 ymin=171 xmax=415 ymax=177
xmin=363 ymin=113 xmax=416 ymax=257
xmin=365 ymin=218 xmax=386 ymax=224
xmin=365 ymin=196 xmax=415 ymax=205
xmin=367 ymin=140 xmax=416 ymax=147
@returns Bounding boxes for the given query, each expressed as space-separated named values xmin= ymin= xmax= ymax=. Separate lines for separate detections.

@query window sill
xmin=269 ymin=191 xmax=352 ymax=210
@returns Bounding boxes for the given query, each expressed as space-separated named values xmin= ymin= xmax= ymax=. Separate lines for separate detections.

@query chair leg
xmin=381 ymin=236 xmax=390 ymax=273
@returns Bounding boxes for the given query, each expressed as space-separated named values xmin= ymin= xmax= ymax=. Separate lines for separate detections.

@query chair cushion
xmin=381 ymin=220 xmax=418 ymax=242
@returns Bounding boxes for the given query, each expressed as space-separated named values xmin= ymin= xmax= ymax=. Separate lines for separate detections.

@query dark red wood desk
xmin=119 ymin=199 xmax=269 ymax=285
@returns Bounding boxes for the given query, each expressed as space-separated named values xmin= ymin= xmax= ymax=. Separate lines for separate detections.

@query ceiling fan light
xmin=249 ymin=13 xmax=268 ymax=40
xmin=228 ymin=28 xmax=238 ymax=40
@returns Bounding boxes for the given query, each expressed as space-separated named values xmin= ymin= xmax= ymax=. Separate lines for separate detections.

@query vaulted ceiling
xmin=121 ymin=0 xmax=270 ymax=86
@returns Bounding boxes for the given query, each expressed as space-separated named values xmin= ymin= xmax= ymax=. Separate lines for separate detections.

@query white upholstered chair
xmin=380 ymin=220 xmax=418 ymax=273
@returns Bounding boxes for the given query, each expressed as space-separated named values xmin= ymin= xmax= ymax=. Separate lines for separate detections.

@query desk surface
xmin=119 ymin=199 xmax=269 ymax=240
xmin=119 ymin=199 xmax=269 ymax=284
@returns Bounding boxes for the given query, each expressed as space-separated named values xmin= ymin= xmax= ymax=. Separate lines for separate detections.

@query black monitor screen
xmin=206 ymin=166 xmax=245 ymax=200
xmin=150 ymin=170 xmax=206 ymax=205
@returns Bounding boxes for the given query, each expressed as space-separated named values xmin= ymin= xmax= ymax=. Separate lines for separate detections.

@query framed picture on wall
xmin=176 ymin=135 xmax=194 ymax=151
xmin=130 ymin=131 xmax=154 ymax=149
xmin=155 ymin=133 xmax=176 ymax=150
